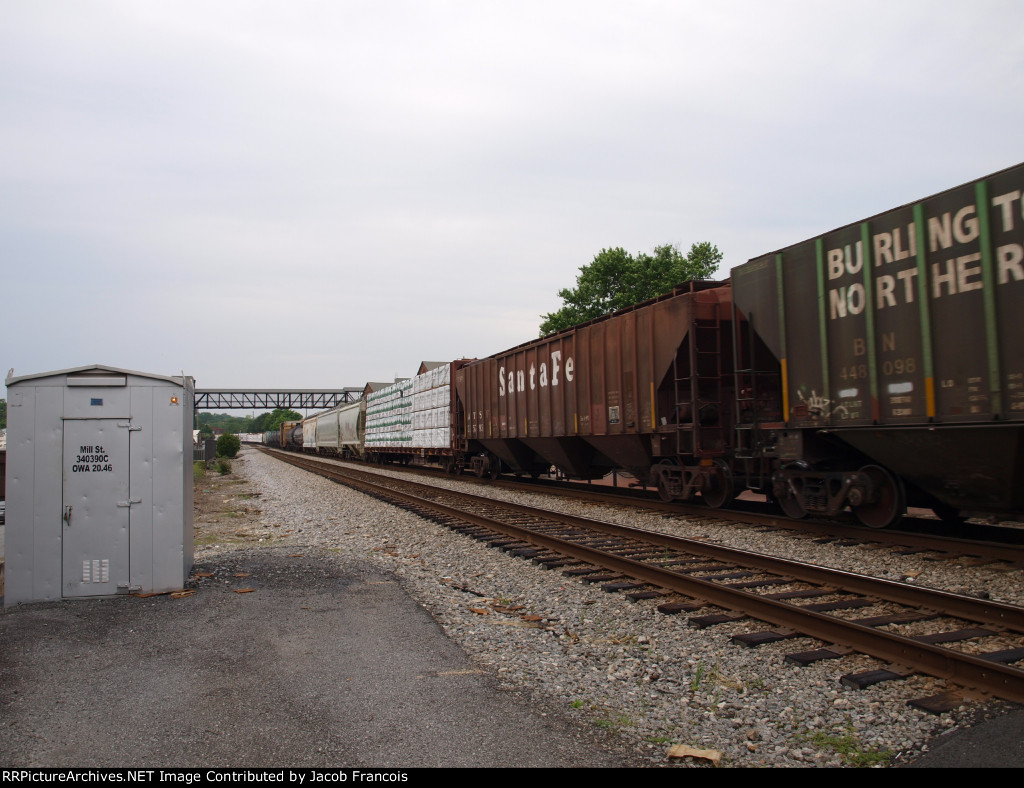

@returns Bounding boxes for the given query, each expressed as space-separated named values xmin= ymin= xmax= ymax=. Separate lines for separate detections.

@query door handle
xmin=63 ymin=505 xmax=73 ymax=525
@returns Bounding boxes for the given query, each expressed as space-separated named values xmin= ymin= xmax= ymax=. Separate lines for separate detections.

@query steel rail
xmin=472 ymin=476 xmax=1024 ymax=564
xmin=345 ymin=456 xmax=1024 ymax=564
xmin=277 ymin=451 xmax=1024 ymax=633
xmin=266 ymin=449 xmax=1024 ymax=703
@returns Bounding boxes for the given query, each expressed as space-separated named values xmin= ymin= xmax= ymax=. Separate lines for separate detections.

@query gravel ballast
xmin=220 ymin=448 xmax=1022 ymax=768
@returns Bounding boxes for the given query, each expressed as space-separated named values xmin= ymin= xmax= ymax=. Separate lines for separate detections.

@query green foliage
xmin=539 ymin=242 xmax=723 ymax=335
xmin=193 ymin=461 xmax=206 ymax=483
xmin=196 ymin=411 xmax=252 ymax=434
xmin=260 ymin=408 xmax=303 ymax=433
xmin=217 ymin=433 xmax=241 ymax=458
xmin=797 ymin=730 xmax=893 ymax=767
xmin=690 ymin=659 xmax=708 ymax=692
xmin=195 ymin=408 xmax=302 ymax=436
xmin=216 ymin=457 xmax=232 ymax=475
xmin=0 ymin=398 xmax=6 ymax=429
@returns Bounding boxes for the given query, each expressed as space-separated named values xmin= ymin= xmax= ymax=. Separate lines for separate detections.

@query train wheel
xmin=701 ymin=460 xmax=735 ymax=509
xmin=655 ymin=461 xmax=677 ymax=502
xmin=778 ymin=493 xmax=807 ymax=520
xmin=775 ymin=462 xmax=808 ymax=520
xmin=657 ymin=474 xmax=674 ymax=502
xmin=488 ymin=458 xmax=502 ymax=480
xmin=852 ymin=465 xmax=905 ymax=529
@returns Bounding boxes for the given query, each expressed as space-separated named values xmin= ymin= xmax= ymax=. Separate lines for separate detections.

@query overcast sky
xmin=3 ymin=1 xmax=1022 ymax=400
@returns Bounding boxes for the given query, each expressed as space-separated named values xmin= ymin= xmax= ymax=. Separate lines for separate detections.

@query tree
xmin=0 ymin=398 xmax=6 ymax=430
xmin=217 ymin=433 xmax=241 ymax=459
xmin=259 ymin=408 xmax=303 ymax=433
xmin=539 ymin=242 xmax=723 ymax=335
xmin=194 ymin=409 xmax=304 ymax=436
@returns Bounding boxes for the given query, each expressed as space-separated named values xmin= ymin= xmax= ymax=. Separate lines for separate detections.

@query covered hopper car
xmin=731 ymin=162 xmax=1024 ymax=527
xmin=309 ymin=399 xmax=367 ymax=460
xmin=454 ymin=280 xmax=744 ymax=508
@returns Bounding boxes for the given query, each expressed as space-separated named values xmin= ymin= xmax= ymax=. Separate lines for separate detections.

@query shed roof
xmin=6 ymin=363 xmax=191 ymax=388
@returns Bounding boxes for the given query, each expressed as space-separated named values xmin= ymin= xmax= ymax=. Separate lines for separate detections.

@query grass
xmin=690 ymin=659 xmax=708 ymax=692
xmin=193 ymin=462 xmax=206 ymax=483
xmin=688 ymin=658 xmax=746 ymax=695
xmin=569 ymin=698 xmax=632 ymax=733
xmin=797 ymin=730 xmax=894 ymax=767
xmin=645 ymin=735 xmax=674 ymax=745
xmin=593 ymin=713 xmax=633 ymax=731
xmin=746 ymin=676 xmax=767 ymax=692
xmin=194 ymin=534 xmax=245 ymax=547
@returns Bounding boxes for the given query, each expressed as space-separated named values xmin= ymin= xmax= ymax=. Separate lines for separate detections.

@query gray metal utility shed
xmin=5 ymin=364 xmax=194 ymax=606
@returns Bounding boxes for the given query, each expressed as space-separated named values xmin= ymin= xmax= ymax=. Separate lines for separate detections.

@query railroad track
xmin=353 ymin=456 xmax=1024 ymax=565
xmin=263 ymin=447 xmax=1024 ymax=708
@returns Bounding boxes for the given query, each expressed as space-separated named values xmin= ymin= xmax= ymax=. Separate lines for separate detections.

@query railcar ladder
xmin=674 ymin=299 xmax=725 ymax=458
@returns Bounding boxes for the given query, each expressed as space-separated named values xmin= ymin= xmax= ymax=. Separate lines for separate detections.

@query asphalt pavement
xmin=0 ymin=547 xmax=641 ymax=768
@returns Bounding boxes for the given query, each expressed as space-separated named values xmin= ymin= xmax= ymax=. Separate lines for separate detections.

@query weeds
xmin=594 ymin=713 xmax=633 ymax=731
xmin=688 ymin=657 xmax=746 ymax=695
xmin=194 ymin=534 xmax=243 ymax=547
xmin=690 ymin=659 xmax=708 ymax=692
xmin=645 ymin=735 xmax=673 ymax=745
xmin=797 ymin=730 xmax=893 ymax=767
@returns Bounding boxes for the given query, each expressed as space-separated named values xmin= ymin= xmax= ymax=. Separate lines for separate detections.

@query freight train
xmin=268 ymin=162 xmax=1024 ymax=529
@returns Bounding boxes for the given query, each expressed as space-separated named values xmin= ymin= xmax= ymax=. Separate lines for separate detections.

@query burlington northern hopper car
xmin=731 ymin=161 xmax=1024 ymax=527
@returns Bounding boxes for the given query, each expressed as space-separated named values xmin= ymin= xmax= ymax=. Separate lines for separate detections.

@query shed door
xmin=62 ymin=419 xmax=131 ymax=597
